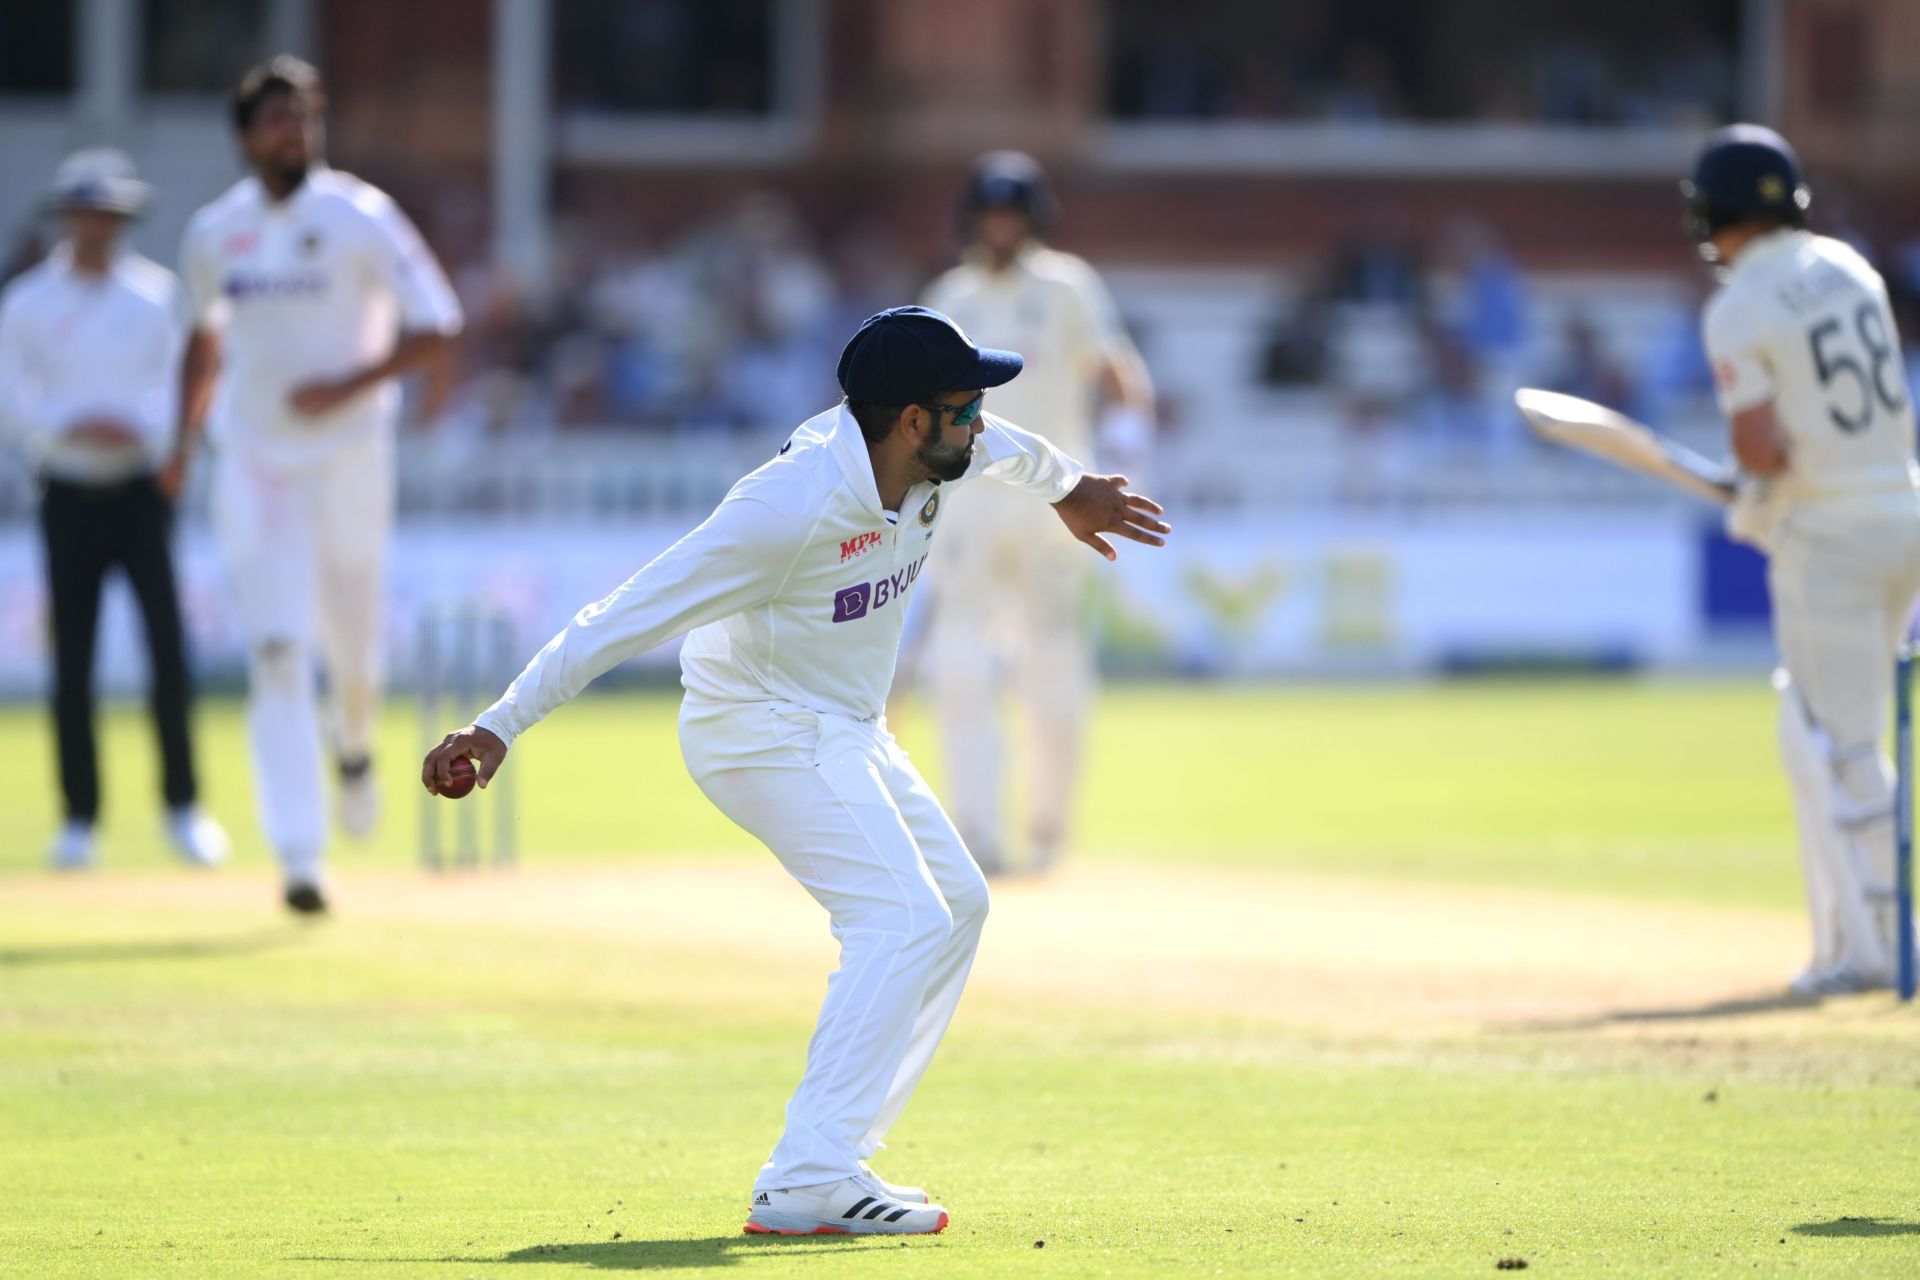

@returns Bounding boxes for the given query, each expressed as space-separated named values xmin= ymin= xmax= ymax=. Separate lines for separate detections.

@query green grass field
xmin=0 ymin=681 xmax=1799 ymax=899
xmin=4 ymin=681 xmax=1919 ymax=1278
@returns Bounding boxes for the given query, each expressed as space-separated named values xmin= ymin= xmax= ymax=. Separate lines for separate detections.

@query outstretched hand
xmin=1052 ymin=474 xmax=1171 ymax=561
xmin=421 ymin=724 xmax=509 ymax=796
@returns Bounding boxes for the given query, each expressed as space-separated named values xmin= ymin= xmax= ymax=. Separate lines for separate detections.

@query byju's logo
xmin=224 ymin=271 xmax=328 ymax=301
xmin=831 ymin=556 xmax=926 ymax=624
xmin=832 ymin=583 xmax=873 ymax=622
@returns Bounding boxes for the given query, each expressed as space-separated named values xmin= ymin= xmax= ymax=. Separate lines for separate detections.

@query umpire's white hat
xmin=47 ymin=148 xmax=152 ymax=216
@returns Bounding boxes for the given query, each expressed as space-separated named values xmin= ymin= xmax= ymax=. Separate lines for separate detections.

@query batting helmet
xmin=1680 ymin=124 xmax=1811 ymax=246
xmin=958 ymin=150 xmax=1059 ymax=238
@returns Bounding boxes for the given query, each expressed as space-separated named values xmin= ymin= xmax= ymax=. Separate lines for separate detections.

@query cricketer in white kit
xmin=170 ymin=57 xmax=463 ymax=914
xmin=919 ymin=151 xmax=1156 ymax=874
xmin=422 ymin=307 xmax=1170 ymax=1235
xmin=1686 ymin=125 xmax=1920 ymax=996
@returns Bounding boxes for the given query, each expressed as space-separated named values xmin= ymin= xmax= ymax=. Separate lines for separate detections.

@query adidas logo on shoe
xmin=743 ymin=1175 xmax=948 ymax=1236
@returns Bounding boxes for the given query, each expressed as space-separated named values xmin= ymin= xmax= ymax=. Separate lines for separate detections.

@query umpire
xmin=0 ymin=150 xmax=228 ymax=869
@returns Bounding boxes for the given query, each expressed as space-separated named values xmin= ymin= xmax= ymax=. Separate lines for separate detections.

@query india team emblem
xmin=919 ymin=492 xmax=940 ymax=527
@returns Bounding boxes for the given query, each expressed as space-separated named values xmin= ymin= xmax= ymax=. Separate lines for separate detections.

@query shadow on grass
xmin=300 ymin=1236 xmax=912 ymax=1270
xmin=501 ymin=1236 xmax=905 ymax=1267
xmin=0 ymin=927 xmax=305 ymax=968
xmin=1792 ymin=1217 xmax=1920 ymax=1239
xmin=1507 ymin=990 xmax=1816 ymax=1032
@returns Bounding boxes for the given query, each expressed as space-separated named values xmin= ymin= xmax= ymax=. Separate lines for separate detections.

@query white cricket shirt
xmin=474 ymin=407 xmax=1085 ymax=744
xmin=1704 ymin=229 xmax=1919 ymax=508
xmin=922 ymin=246 xmax=1127 ymax=458
xmin=180 ymin=168 xmax=463 ymax=467
xmin=0 ymin=245 xmax=181 ymax=483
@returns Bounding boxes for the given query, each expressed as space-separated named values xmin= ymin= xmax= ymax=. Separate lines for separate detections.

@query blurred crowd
xmin=1258 ymin=217 xmax=1698 ymax=462
xmin=409 ymin=187 xmax=1920 ymax=480
xmin=1259 ymin=206 xmax=1920 ymax=476
xmin=7 ymin=185 xmax=1918 ymax=491
xmin=440 ymin=194 xmax=914 ymax=442
xmin=1106 ymin=3 xmax=1735 ymax=128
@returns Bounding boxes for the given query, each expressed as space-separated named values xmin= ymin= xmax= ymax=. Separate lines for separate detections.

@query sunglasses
xmin=917 ymin=392 xmax=985 ymax=428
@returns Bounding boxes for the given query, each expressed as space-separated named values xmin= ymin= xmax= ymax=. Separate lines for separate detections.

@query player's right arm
xmin=161 ymin=329 xmax=221 ymax=497
xmin=162 ymin=216 xmax=229 ymax=499
xmin=1727 ymin=403 xmax=1788 ymax=476
xmin=423 ymin=490 xmax=807 ymax=792
xmin=1703 ymin=291 xmax=1788 ymax=477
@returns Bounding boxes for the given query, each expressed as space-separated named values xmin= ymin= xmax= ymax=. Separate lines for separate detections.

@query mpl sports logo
xmin=832 ymin=555 xmax=927 ymax=623
xmin=840 ymin=531 xmax=884 ymax=563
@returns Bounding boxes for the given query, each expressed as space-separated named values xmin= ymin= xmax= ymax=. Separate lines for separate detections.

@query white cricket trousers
xmin=925 ymin=483 xmax=1093 ymax=867
xmin=678 ymin=694 xmax=990 ymax=1191
xmin=212 ymin=430 xmax=394 ymax=882
xmin=1770 ymin=492 xmax=1920 ymax=975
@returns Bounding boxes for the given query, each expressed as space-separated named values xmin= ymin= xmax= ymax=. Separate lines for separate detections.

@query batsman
xmin=1686 ymin=126 xmax=1920 ymax=996
xmin=920 ymin=151 xmax=1157 ymax=875
xmin=422 ymin=307 xmax=1169 ymax=1233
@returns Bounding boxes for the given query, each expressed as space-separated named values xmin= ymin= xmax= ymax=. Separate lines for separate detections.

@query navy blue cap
xmin=1682 ymin=123 xmax=1810 ymax=241
xmin=836 ymin=306 xmax=1023 ymax=402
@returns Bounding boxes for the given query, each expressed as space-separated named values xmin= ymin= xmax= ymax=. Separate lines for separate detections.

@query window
xmin=555 ymin=0 xmax=775 ymax=116
xmin=549 ymin=0 xmax=819 ymax=165
xmin=0 ymin=1 xmax=76 ymax=95
xmin=1104 ymin=0 xmax=1745 ymax=128
xmin=143 ymin=0 xmax=268 ymax=95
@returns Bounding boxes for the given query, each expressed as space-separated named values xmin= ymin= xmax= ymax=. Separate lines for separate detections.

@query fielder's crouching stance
xmin=422 ymin=307 xmax=1170 ymax=1235
xmin=1686 ymin=126 xmax=1920 ymax=996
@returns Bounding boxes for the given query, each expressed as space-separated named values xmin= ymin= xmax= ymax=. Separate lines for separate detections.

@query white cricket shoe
xmin=165 ymin=806 xmax=230 ymax=867
xmin=337 ymin=757 xmax=380 ymax=840
xmin=744 ymin=1174 xmax=949 ymax=1236
xmin=1788 ymin=962 xmax=1888 ymax=1000
xmin=47 ymin=821 xmax=96 ymax=871
xmin=859 ymin=1161 xmax=928 ymax=1204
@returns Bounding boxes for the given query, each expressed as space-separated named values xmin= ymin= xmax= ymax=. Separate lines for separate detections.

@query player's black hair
xmin=232 ymin=55 xmax=324 ymax=132
xmin=846 ymin=399 xmax=916 ymax=444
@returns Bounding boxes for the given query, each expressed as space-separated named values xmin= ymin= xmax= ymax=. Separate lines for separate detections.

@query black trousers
xmin=39 ymin=474 xmax=198 ymax=823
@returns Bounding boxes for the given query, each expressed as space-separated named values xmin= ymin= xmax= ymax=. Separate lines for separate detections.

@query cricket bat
xmin=1515 ymin=388 xmax=1736 ymax=506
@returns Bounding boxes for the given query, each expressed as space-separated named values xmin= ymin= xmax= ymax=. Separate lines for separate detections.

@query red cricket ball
xmin=441 ymin=756 xmax=478 ymax=800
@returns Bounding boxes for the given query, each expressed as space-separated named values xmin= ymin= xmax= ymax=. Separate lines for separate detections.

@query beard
xmin=271 ymin=153 xmax=312 ymax=190
xmin=916 ymin=435 xmax=973 ymax=483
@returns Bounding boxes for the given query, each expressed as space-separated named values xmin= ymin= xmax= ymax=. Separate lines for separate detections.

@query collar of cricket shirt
xmin=47 ymin=241 xmax=135 ymax=289
xmin=963 ymin=241 xmax=1040 ymax=282
xmin=1731 ymin=227 xmax=1807 ymax=275
xmin=828 ymin=404 xmax=888 ymax=520
xmin=254 ymin=162 xmax=332 ymax=216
